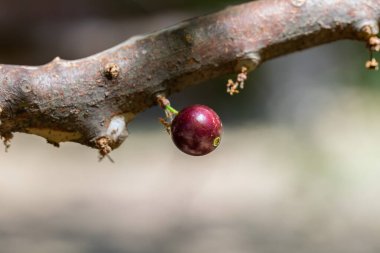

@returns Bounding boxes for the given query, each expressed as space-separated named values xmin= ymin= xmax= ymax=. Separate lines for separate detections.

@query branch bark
xmin=0 ymin=0 xmax=379 ymax=154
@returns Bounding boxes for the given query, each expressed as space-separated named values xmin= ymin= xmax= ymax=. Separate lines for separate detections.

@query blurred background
xmin=1 ymin=0 xmax=380 ymax=252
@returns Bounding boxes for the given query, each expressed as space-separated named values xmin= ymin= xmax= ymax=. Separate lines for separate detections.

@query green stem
xmin=165 ymin=105 xmax=179 ymax=115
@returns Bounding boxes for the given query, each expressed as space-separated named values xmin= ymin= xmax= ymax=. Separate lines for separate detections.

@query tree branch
xmin=0 ymin=0 xmax=379 ymax=154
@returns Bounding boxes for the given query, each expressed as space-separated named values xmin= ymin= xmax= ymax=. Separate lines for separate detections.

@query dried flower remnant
xmin=226 ymin=66 xmax=248 ymax=95
xmin=368 ymin=36 xmax=380 ymax=52
xmin=360 ymin=24 xmax=380 ymax=71
xmin=157 ymin=95 xmax=178 ymax=133
xmin=366 ymin=58 xmax=379 ymax=70
xmin=1 ymin=132 xmax=13 ymax=152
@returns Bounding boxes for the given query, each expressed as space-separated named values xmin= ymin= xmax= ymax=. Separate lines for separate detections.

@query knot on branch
xmin=104 ymin=63 xmax=120 ymax=80
xmin=95 ymin=115 xmax=129 ymax=158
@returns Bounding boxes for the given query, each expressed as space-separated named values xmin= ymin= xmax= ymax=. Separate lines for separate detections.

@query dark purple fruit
xmin=171 ymin=104 xmax=222 ymax=156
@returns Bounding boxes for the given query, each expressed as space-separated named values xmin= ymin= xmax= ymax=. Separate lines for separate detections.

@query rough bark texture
xmin=0 ymin=0 xmax=379 ymax=154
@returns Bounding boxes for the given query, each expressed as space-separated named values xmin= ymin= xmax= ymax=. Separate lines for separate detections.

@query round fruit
xmin=170 ymin=104 xmax=222 ymax=156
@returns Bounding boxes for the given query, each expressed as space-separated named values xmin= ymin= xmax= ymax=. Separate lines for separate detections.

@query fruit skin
xmin=170 ymin=104 xmax=222 ymax=156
